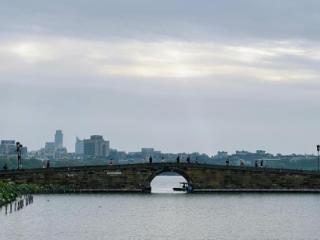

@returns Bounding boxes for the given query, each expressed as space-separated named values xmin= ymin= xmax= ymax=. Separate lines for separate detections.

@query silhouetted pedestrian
xmin=187 ymin=156 xmax=190 ymax=164
xmin=3 ymin=163 xmax=8 ymax=171
xmin=226 ymin=159 xmax=229 ymax=166
xmin=260 ymin=160 xmax=264 ymax=167
xmin=176 ymin=155 xmax=180 ymax=164
xmin=255 ymin=160 xmax=258 ymax=168
xmin=149 ymin=156 xmax=152 ymax=164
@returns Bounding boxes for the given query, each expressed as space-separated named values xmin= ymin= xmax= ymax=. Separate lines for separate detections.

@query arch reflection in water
xmin=150 ymin=172 xmax=188 ymax=193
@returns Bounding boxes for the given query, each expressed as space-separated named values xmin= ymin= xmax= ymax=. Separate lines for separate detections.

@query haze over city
xmin=1 ymin=0 xmax=320 ymax=155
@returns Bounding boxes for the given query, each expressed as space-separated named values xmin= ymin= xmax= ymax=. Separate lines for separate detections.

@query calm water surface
xmin=1 ymin=176 xmax=320 ymax=240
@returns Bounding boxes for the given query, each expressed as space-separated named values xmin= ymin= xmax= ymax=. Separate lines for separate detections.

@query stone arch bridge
xmin=1 ymin=163 xmax=320 ymax=193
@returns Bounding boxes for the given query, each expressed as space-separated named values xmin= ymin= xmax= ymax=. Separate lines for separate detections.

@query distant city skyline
xmin=1 ymin=1 xmax=320 ymax=155
xmin=0 ymin=130 xmax=319 ymax=156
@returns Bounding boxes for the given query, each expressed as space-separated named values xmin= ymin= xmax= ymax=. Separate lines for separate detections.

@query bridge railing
xmin=0 ymin=162 xmax=319 ymax=176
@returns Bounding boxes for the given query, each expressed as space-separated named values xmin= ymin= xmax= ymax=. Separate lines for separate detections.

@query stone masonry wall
xmin=1 ymin=163 xmax=320 ymax=192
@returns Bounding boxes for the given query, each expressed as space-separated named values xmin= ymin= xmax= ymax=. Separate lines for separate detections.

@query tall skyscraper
xmin=54 ymin=130 xmax=63 ymax=149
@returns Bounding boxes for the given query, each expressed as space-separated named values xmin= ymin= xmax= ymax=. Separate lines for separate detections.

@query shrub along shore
xmin=0 ymin=182 xmax=38 ymax=206
xmin=0 ymin=182 xmax=70 ymax=206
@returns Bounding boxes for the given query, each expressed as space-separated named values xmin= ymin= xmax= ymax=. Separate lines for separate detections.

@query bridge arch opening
xmin=149 ymin=168 xmax=192 ymax=194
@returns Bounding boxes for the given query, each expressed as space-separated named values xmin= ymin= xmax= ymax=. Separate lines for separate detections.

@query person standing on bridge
xmin=187 ymin=156 xmax=190 ymax=164
xmin=176 ymin=155 xmax=180 ymax=164
xmin=255 ymin=160 xmax=258 ymax=168
xmin=226 ymin=159 xmax=229 ymax=166
xmin=3 ymin=163 xmax=8 ymax=171
xmin=149 ymin=156 xmax=152 ymax=164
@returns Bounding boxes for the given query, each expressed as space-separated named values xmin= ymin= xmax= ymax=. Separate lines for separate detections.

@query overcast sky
xmin=1 ymin=0 xmax=320 ymax=155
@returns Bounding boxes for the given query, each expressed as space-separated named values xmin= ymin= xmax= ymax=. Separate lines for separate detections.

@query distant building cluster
xmin=37 ymin=130 xmax=68 ymax=160
xmin=1 ymin=130 xmax=319 ymax=171
xmin=26 ymin=131 xmax=111 ymax=161
xmin=213 ymin=150 xmax=274 ymax=166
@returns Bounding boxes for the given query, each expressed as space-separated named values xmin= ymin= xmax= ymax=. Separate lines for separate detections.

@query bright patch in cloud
xmin=7 ymin=42 xmax=57 ymax=64
xmin=0 ymin=37 xmax=319 ymax=85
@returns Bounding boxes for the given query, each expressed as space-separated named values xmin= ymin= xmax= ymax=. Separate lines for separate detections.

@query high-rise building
xmin=0 ymin=140 xmax=16 ymax=155
xmin=83 ymin=135 xmax=110 ymax=157
xmin=0 ymin=140 xmax=28 ymax=157
xmin=216 ymin=151 xmax=228 ymax=159
xmin=55 ymin=130 xmax=63 ymax=149
xmin=141 ymin=148 xmax=154 ymax=154
xmin=75 ymin=137 xmax=84 ymax=154
xmin=55 ymin=147 xmax=68 ymax=159
xmin=44 ymin=142 xmax=55 ymax=159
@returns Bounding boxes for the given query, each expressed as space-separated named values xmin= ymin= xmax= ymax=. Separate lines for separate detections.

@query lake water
xmin=1 ymin=176 xmax=320 ymax=240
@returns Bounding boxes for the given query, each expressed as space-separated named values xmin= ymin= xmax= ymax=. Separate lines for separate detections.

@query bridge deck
xmin=0 ymin=162 xmax=319 ymax=176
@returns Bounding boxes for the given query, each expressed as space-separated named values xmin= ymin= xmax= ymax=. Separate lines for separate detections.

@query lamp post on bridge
xmin=317 ymin=145 xmax=320 ymax=172
xmin=16 ymin=142 xmax=23 ymax=170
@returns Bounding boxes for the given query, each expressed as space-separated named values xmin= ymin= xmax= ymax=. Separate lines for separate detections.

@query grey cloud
xmin=1 ymin=0 xmax=320 ymax=155
xmin=1 ymin=0 xmax=320 ymax=41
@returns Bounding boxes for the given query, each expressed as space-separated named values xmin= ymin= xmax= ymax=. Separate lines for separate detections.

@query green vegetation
xmin=0 ymin=182 xmax=17 ymax=206
xmin=0 ymin=181 xmax=72 ymax=206
xmin=0 ymin=182 xmax=37 ymax=206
